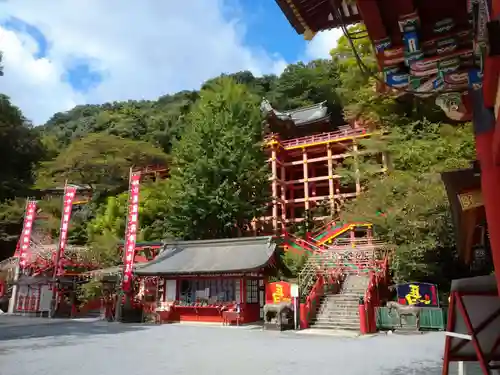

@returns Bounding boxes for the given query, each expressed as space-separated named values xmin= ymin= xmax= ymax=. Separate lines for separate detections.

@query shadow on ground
xmin=0 ymin=316 xmax=147 ymax=341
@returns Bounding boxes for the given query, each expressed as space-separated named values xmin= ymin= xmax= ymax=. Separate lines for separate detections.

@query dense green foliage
xmin=330 ymin=29 xmax=479 ymax=286
xmin=159 ymin=78 xmax=270 ymax=239
xmin=0 ymin=93 xmax=45 ymax=259
xmin=0 ymin=58 xmax=348 ymax=263
xmin=0 ymin=27 xmax=483 ymax=291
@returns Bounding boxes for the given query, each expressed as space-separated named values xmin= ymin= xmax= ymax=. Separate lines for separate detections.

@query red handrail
xmin=280 ymin=128 xmax=367 ymax=148
xmin=301 ymin=275 xmax=325 ymax=328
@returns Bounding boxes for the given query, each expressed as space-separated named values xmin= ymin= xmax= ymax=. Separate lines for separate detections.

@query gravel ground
xmin=0 ymin=316 xmax=482 ymax=375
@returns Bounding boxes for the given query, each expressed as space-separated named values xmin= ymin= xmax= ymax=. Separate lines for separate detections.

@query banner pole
xmin=115 ymin=167 xmax=133 ymax=322
xmin=49 ymin=180 xmax=68 ymax=318
xmin=8 ymin=198 xmax=30 ymax=314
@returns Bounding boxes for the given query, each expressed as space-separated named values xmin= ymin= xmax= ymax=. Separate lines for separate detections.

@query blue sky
xmin=235 ymin=0 xmax=307 ymax=62
xmin=0 ymin=0 xmax=340 ymax=124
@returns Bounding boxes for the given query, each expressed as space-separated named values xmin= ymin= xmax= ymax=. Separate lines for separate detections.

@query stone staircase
xmin=311 ymin=275 xmax=369 ymax=330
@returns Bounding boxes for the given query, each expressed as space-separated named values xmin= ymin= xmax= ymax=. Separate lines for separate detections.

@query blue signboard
xmin=396 ymin=282 xmax=439 ymax=307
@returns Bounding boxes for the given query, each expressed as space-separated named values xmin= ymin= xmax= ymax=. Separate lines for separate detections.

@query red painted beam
xmin=494 ymin=114 xmax=500 ymax=164
xmin=484 ymin=0 xmax=500 ymax=108
xmin=476 ymin=130 xmax=500 ymax=293
xmin=483 ymin=57 xmax=500 ymax=109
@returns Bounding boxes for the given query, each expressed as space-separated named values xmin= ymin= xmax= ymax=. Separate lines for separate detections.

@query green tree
xmin=0 ymin=94 xmax=44 ymax=201
xmin=40 ymin=93 xmax=200 ymax=153
xmin=327 ymin=25 xmax=477 ymax=285
xmin=340 ymin=121 xmax=475 ymax=284
xmin=161 ymin=77 xmax=270 ymax=240
xmin=87 ymin=180 xmax=172 ymax=244
xmin=36 ymin=134 xmax=169 ymax=195
xmin=273 ymin=60 xmax=343 ymax=117
xmin=0 ymin=95 xmax=44 ymax=260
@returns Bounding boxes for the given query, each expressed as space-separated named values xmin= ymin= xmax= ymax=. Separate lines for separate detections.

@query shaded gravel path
xmin=0 ymin=317 xmax=481 ymax=375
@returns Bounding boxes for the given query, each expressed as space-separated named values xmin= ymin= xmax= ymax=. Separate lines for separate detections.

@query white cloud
xmin=0 ymin=26 xmax=81 ymax=122
xmin=1 ymin=0 xmax=289 ymax=124
xmin=305 ymin=28 xmax=344 ymax=60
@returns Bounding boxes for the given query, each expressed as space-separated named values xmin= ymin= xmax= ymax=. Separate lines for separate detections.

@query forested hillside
xmin=38 ymin=63 xmax=344 ymax=154
xmin=0 ymin=28 xmax=487 ymax=289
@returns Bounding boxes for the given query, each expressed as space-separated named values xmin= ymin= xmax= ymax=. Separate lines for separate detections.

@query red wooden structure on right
xmin=273 ymin=0 xmax=500 ymax=373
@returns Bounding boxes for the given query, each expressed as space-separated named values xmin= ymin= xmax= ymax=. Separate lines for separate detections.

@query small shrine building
xmin=134 ymin=236 xmax=286 ymax=324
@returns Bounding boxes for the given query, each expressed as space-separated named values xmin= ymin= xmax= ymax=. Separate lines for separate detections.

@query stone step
xmin=318 ymin=305 xmax=359 ymax=311
xmin=322 ymin=307 xmax=359 ymax=312
xmin=317 ymin=311 xmax=360 ymax=317
xmin=312 ymin=319 xmax=360 ymax=325
xmin=324 ymin=298 xmax=359 ymax=302
xmin=311 ymin=322 xmax=360 ymax=330
xmin=314 ymin=316 xmax=359 ymax=324
xmin=323 ymin=301 xmax=360 ymax=307
xmin=325 ymin=295 xmax=361 ymax=299
xmin=339 ymin=289 xmax=366 ymax=296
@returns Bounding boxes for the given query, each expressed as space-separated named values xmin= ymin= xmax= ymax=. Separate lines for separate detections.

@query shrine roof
xmin=274 ymin=0 xmax=361 ymax=38
xmin=262 ymin=100 xmax=330 ymax=126
xmin=118 ymin=241 xmax=163 ymax=248
xmin=14 ymin=275 xmax=74 ymax=286
xmin=134 ymin=236 xmax=276 ymax=276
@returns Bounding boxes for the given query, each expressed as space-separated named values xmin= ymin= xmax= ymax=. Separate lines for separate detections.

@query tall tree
xmin=0 ymin=95 xmax=44 ymax=201
xmin=161 ymin=77 xmax=270 ymax=240
xmin=36 ymin=133 xmax=169 ymax=195
xmin=273 ymin=60 xmax=342 ymax=112
xmin=0 ymin=94 xmax=44 ymax=260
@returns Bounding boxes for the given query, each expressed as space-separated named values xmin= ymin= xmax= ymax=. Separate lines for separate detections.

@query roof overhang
xmin=274 ymin=0 xmax=361 ymax=39
xmin=134 ymin=236 xmax=277 ymax=277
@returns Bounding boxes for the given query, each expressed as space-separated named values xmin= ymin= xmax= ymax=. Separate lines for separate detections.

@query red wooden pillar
xmin=355 ymin=0 xmax=387 ymax=42
xmin=299 ymin=303 xmax=308 ymax=329
xmin=474 ymin=0 xmax=500 ymax=292
xmin=241 ymin=276 xmax=247 ymax=322
xmin=470 ymin=88 xmax=500 ymax=293
xmin=358 ymin=303 xmax=368 ymax=334
xmin=487 ymin=0 xmax=500 ymax=165
xmin=311 ymin=163 xmax=316 ymax=199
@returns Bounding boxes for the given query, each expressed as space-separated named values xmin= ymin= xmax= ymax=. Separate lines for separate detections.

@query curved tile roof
xmin=134 ymin=236 xmax=276 ymax=276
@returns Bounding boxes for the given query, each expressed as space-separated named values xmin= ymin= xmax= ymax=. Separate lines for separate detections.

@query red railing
xmin=280 ymin=128 xmax=368 ymax=148
xmin=363 ymin=256 xmax=389 ymax=333
xmin=311 ymin=220 xmax=338 ymax=239
xmin=300 ymin=275 xmax=325 ymax=329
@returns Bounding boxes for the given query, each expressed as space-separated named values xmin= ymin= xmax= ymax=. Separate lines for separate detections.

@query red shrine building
xmin=258 ymin=99 xmax=386 ymax=234
xmin=133 ymin=237 xmax=285 ymax=323
xmin=271 ymin=0 xmax=500 ymax=373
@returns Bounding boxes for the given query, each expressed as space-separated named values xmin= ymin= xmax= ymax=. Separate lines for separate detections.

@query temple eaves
xmin=261 ymin=99 xmax=330 ymax=126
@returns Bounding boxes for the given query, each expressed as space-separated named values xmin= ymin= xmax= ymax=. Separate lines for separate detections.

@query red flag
xmin=18 ymin=200 xmax=37 ymax=269
xmin=55 ymin=186 xmax=77 ymax=276
xmin=122 ymin=172 xmax=141 ymax=292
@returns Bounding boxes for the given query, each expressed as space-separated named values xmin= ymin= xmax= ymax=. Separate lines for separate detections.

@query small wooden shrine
xmin=134 ymin=236 xmax=287 ymax=324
